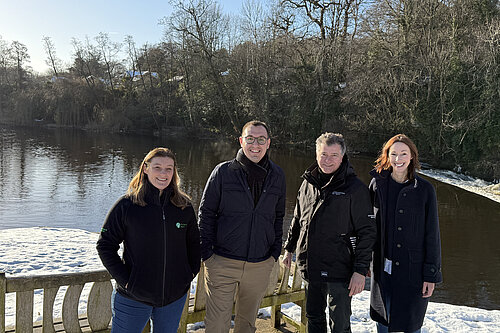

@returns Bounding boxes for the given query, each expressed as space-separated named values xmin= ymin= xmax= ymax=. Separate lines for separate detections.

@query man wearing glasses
xmin=199 ymin=120 xmax=286 ymax=333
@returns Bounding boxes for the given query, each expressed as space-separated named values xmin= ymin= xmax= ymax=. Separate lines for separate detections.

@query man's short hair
xmin=316 ymin=132 xmax=346 ymax=155
xmin=241 ymin=120 xmax=270 ymax=137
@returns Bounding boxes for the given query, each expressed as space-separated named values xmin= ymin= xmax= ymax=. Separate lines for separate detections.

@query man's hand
xmin=282 ymin=251 xmax=292 ymax=268
xmin=422 ymin=282 xmax=435 ymax=298
xmin=348 ymin=272 xmax=365 ymax=296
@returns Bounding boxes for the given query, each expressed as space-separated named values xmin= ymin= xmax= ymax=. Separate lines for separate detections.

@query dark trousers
xmin=305 ymin=280 xmax=352 ymax=333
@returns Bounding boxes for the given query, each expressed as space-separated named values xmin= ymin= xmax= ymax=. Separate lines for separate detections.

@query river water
xmin=1 ymin=126 xmax=499 ymax=310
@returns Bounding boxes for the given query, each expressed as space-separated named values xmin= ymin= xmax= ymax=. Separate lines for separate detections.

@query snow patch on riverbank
xmin=1 ymin=228 xmax=500 ymax=331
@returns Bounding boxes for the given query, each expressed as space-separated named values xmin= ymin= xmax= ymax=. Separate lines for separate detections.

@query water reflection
xmin=0 ymin=126 xmax=499 ymax=310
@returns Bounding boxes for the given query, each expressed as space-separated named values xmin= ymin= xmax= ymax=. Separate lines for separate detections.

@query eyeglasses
xmin=243 ymin=136 xmax=269 ymax=145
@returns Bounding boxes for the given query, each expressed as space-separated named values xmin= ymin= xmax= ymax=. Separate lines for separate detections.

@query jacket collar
xmin=303 ymin=154 xmax=354 ymax=190
xmin=370 ymin=168 xmax=419 ymax=189
xmin=229 ymin=155 xmax=276 ymax=176
xmin=144 ymin=181 xmax=173 ymax=206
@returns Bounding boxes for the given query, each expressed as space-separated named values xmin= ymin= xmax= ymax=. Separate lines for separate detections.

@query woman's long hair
xmin=126 ymin=147 xmax=191 ymax=208
xmin=374 ymin=134 xmax=421 ymax=180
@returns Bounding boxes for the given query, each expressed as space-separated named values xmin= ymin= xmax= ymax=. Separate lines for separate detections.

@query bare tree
xmin=0 ymin=36 xmax=12 ymax=85
xmin=124 ymin=35 xmax=148 ymax=91
xmin=42 ymin=36 xmax=61 ymax=77
xmin=95 ymin=32 xmax=121 ymax=91
xmin=71 ymin=37 xmax=103 ymax=110
xmin=277 ymin=0 xmax=362 ymax=129
xmin=10 ymin=41 xmax=30 ymax=89
xmin=241 ymin=0 xmax=268 ymax=44
xmin=167 ymin=0 xmax=239 ymax=133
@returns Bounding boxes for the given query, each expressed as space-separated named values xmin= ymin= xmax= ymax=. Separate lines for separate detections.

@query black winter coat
xmin=199 ymin=158 xmax=286 ymax=262
xmin=96 ymin=184 xmax=201 ymax=307
xmin=369 ymin=169 xmax=442 ymax=332
xmin=284 ymin=156 xmax=376 ymax=282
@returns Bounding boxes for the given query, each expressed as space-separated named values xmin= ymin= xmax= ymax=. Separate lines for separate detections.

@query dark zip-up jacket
xmin=284 ymin=156 xmax=376 ymax=282
xmin=96 ymin=184 xmax=201 ymax=307
xmin=369 ymin=169 xmax=442 ymax=332
xmin=199 ymin=158 xmax=286 ymax=262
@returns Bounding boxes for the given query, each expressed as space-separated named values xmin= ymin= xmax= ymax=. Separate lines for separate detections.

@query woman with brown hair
xmin=97 ymin=147 xmax=200 ymax=332
xmin=369 ymin=134 xmax=442 ymax=332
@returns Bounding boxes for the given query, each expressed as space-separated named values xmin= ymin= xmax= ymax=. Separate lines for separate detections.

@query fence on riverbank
xmin=0 ymin=257 xmax=306 ymax=332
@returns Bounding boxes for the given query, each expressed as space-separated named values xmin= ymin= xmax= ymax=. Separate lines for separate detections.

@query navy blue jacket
xmin=97 ymin=184 xmax=201 ymax=307
xmin=369 ymin=169 xmax=442 ymax=332
xmin=199 ymin=158 xmax=286 ymax=262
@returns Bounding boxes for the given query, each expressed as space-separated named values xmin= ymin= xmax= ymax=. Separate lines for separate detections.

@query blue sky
xmin=0 ymin=0 xmax=260 ymax=73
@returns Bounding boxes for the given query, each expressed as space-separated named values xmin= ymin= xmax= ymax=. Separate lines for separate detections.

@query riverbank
xmin=2 ymin=121 xmax=499 ymax=184
xmin=1 ymin=227 xmax=499 ymax=332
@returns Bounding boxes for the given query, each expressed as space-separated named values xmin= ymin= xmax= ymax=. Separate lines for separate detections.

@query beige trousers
xmin=203 ymin=254 xmax=275 ymax=333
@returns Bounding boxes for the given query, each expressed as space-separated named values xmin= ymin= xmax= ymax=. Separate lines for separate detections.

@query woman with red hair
xmin=369 ymin=134 xmax=442 ymax=333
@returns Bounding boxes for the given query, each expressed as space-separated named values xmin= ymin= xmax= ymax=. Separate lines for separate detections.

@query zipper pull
xmin=162 ymin=210 xmax=166 ymax=222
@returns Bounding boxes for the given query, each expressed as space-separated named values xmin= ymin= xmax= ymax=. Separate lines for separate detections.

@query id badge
xmin=384 ymin=258 xmax=392 ymax=275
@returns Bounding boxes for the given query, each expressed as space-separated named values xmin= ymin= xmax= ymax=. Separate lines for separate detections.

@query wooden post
xmin=0 ymin=272 xmax=6 ymax=333
xmin=42 ymin=287 xmax=58 ymax=333
xmin=299 ymin=299 xmax=307 ymax=333
xmin=16 ymin=290 xmax=34 ymax=332
xmin=177 ymin=292 xmax=190 ymax=333
xmin=62 ymin=284 xmax=84 ymax=333
xmin=271 ymin=304 xmax=281 ymax=328
xmin=87 ymin=280 xmax=113 ymax=331
xmin=194 ymin=264 xmax=207 ymax=311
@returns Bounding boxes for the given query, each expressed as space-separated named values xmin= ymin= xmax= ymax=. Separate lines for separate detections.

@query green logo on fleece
xmin=175 ymin=222 xmax=187 ymax=229
xmin=101 ymin=228 xmax=108 ymax=233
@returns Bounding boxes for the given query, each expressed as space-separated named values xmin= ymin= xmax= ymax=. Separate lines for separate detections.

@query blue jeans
xmin=305 ymin=280 xmax=352 ymax=333
xmin=111 ymin=290 xmax=187 ymax=333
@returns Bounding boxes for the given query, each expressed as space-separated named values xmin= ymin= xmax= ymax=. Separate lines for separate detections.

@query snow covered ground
xmin=1 ymin=228 xmax=499 ymax=332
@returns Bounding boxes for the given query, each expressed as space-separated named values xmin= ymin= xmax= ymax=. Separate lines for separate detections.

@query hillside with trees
xmin=0 ymin=0 xmax=498 ymax=180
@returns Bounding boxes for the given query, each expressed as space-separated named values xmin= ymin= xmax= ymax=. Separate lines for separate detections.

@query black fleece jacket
xmin=96 ymin=184 xmax=201 ymax=307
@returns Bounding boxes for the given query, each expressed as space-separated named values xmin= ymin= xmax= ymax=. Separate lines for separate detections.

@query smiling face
xmin=143 ymin=156 xmax=175 ymax=192
xmin=389 ymin=141 xmax=412 ymax=179
xmin=316 ymin=143 xmax=344 ymax=174
xmin=239 ymin=125 xmax=270 ymax=163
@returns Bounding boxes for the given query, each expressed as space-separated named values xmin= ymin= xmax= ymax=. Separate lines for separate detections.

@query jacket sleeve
xmin=423 ymin=183 xmax=443 ymax=283
xmin=198 ymin=164 xmax=222 ymax=261
xmin=96 ymin=198 xmax=130 ymax=287
xmin=284 ymin=181 xmax=304 ymax=253
xmin=270 ymin=170 xmax=286 ymax=261
xmin=351 ymin=183 xmax=377 ymax=276
xmin=186 ymin=205 xmax=201 ymax=276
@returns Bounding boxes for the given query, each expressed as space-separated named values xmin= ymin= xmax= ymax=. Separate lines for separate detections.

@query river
xmin=0 ymin=126 xmax=499 ymax=310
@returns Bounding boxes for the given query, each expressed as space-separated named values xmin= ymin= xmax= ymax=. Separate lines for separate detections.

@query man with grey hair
xmin=283 ymin=132 xmax=376 ymax=333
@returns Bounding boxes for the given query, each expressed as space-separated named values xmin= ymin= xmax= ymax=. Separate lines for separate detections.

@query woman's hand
xmin=422 ymin=282 xmax=435 ymax=298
